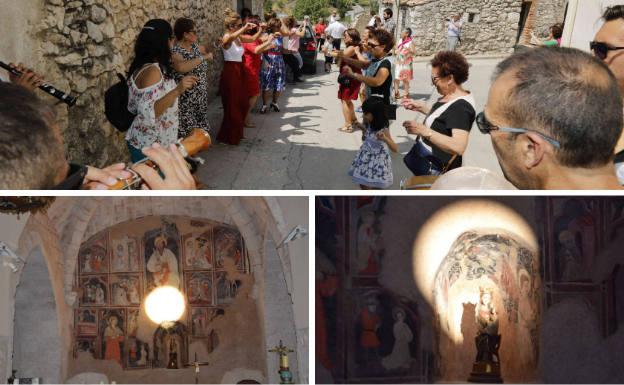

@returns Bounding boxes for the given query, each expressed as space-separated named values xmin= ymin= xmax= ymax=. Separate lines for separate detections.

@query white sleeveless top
xmin=223 ymin=40 xmax=244 ymax=62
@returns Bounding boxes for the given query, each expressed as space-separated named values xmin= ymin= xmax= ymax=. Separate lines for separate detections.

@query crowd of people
xmin=0 ymin=7 xmax=317 ymax=189
xmin=1 ymin=5 xmax=623 ymax=190
xmin=319 ymin=6 xmax=624 ymax=190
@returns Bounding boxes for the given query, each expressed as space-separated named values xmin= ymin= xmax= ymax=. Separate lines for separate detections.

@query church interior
xmin=316 ymin=196 xmax=624 ymax=384
xmin=0 ymin=196 xmax=308 ymax=384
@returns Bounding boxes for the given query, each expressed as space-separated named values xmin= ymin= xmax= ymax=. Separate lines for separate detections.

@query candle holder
xmin=269 ymin=340 xmax=294 ymax=384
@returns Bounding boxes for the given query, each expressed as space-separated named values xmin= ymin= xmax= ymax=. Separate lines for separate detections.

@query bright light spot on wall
xmin=145 ymin=286 xmax=185 ymax=325
xmin=412 ymin=199 xmax=537 ymax=307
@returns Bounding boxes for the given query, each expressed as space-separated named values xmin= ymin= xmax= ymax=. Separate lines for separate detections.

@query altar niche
xmin=432 ymin=230 xmax=540 ymax=383
xmin=72 ymin=215 xmax=251 ymax=371
xmin=153 ymin=322 xmax=189 ymax=369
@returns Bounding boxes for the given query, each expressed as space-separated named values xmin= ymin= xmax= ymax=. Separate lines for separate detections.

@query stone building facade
xmin=380 ymin=0 xmax=567 ymax=56
xmin=1 ymin=0 xmax=263 ymax=166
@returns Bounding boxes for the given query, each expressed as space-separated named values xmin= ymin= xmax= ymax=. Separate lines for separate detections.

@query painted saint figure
xmin=113 ymin=242 xmax=129 ymax=271
xmin=137 ymin=343 xmax=148 ymax=366
xmin=128 ymin=310 xmax=139 ymax=337
xmin=82 ymin=252 xmax=93 ymax=273
xmin=517 ymin=271 xmax=537 ymax=367
xmin=104 ymin=315 xmax=124 ymax=366
xmin=381 ymin=307 xmax=413 ymax=370
xmin=359 ymin=295 xmax=381 ymax=362
xmin=114 ymin=281 xmax=129 ymax=305
xmin=95 ymin=285 xmax=106 ymax=305
xmin=147 ymin=235 xmax=180 ymax=288
xmin=128 ymin=278 xmax=140 ymax=304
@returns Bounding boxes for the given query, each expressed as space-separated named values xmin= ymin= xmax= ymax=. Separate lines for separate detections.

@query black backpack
xmin=105 ymin=73 xmax=136 ymax=132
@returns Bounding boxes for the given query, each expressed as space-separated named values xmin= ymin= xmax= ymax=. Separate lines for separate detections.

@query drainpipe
xmin=395 ymin=0 xmax=401 ymax=42
xmin=560 ymin=0 xmax=577 ymax=48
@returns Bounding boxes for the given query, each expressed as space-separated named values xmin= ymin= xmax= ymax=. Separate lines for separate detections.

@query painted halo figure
xmin=104 ymin=315 xmax=124 ymax=366
xmin=381 ymin=307 xmax=413 ymax=371
xmin=146 ymin=234 xmax=180 ymax=288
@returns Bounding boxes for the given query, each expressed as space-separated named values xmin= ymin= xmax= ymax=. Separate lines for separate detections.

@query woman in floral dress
xmin=172 ymin=18 xmax=214 ymax=138
xmin=126 ymin=19 xmax=198 ymax=163
xmin=393 ymin=27 xmax=415 ymax=99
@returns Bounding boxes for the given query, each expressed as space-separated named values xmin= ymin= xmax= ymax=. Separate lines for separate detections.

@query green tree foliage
xmin=294 ymin=0 xmax=331 ymax=20
xmin=264 ymin=0 xmax=273 ymax=13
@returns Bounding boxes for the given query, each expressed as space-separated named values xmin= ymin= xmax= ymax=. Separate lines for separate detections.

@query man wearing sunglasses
xmin=593 ymin=5 xmax=624 ymax=184
xmin=481 ymin=47 xmax=623 ymax=190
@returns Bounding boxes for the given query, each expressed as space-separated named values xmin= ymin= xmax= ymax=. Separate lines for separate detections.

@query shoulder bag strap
xmin=441 ymin=154 xmax=458 ymax=174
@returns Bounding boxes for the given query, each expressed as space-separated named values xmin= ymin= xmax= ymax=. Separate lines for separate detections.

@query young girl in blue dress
xmin=349 ymin=96 xmax=398 ymax=189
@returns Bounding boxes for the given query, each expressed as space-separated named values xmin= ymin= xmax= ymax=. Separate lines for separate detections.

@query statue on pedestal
xmin=468 ymin=287 xmax=503 ymax=383
xmin=167 ymin=337 xmax=179 ymax=369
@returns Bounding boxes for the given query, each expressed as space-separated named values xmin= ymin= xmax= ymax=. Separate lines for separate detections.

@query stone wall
xmin=380 ymin=0 xmax=566 ymax=56
xmin=42 ymin=0 xmax=242 ymax=166
xmin=533 ymin=0 xmax=567 ymax=36
xmin=397 ymin=0 xmax=524 ymax=56
xmin=3 ymin=0 xmax=255 ymax=166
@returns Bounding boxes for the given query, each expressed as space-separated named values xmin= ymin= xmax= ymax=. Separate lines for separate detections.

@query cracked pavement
xmin=196 ymin=56 xmax=504 ymax=190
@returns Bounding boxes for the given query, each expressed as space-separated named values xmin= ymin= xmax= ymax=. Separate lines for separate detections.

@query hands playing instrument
xmin=133 ymin=143 xmax=197 ymax=190
xmin=102 ymin=129 xmax=210 ymax=190
xmin=7 ymin=63 xmax=44 ymax=92
xmin=83 ymin=164 xmax=133 ymax=190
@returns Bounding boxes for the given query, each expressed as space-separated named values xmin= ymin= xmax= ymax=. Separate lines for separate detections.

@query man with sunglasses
xmin=481 ymin=47 xmax=623 ymax=190
xmin=593 ymin=5 xmax=624 ymax=184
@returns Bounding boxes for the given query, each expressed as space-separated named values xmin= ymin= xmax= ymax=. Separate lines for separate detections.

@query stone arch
xmin=12 ymin=247 xmax=61 ymax=383
xmin=36 ymin=197 xmax=288 ymax=301
xmin=13 ymin=212 xmax=74 ymax=381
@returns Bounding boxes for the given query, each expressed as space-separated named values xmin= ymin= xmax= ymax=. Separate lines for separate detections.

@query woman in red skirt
xmin=217 ymin=9 xmax=256 ymax=145
xmin=333 ymin=28 xmax=363 ymax=133
xmin=242 ymin=15 xmax=276 ymax=128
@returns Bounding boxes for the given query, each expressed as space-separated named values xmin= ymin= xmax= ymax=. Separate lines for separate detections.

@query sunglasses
xmin=367 ymin=42 xmax=380 ymax=48
xmin=476 ymin=111 xmax=561 ymax=149
xmin=590 ymin=41 xmax=624 ymax=61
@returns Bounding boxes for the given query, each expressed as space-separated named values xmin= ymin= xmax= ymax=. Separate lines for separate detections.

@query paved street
xmin=197 ymin=55 xmax=506 ymax=190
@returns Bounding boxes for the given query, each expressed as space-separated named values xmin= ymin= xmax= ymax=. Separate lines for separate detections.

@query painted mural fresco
xmin=432 ymin=230 xmax=540 ymax=382
xmin=73 ymin=216 xmax=250 ymax=370
xmin=353 ymin=207 xmax=385 ymax=277
xmin=550 ymin=198 xmax=599 ymax=282
xmin=541 ymin=197 xmax=624 ymax=338
xmin=350 ymin=289 xmax=420 ymax=380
